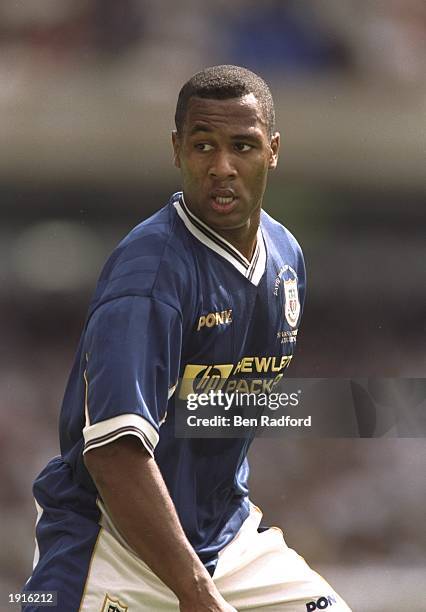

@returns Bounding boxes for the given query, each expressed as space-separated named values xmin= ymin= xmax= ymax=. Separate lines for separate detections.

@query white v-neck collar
xmin=174 ymin=194 xmax=266 ymax=286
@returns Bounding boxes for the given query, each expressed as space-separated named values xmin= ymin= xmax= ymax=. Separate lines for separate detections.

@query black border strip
xmin=247 ymin=242 xmax=260 ymax=281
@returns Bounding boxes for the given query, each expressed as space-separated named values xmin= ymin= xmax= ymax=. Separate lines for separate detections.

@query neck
xmin=218 ymin=222 xmax=259 ymax=261
xmin=180 ymin=193 xmax=261 ymax=261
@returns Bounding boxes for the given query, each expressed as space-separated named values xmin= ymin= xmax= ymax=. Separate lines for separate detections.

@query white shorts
xmin=79 ymin=503 xmax=352 ymax=611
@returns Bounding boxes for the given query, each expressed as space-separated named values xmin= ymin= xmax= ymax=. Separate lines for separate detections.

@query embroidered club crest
xmin=283 ymin=277 xmax=300 ymax=328
xmin=101 ymin=594 xmax=128 ymax=612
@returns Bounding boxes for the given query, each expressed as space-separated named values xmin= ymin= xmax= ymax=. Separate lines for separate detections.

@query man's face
xmin=172 ymin=94 xmax=280 ymax=235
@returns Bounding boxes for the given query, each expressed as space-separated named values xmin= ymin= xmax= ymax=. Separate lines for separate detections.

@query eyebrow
xmin=231 ymin=133 xmax=262 ymax=142
xmin=189 ymin=124 xmax=214 ymax=135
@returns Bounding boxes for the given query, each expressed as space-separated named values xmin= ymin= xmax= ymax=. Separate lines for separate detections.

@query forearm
xmin=84 ymin=436 xmax=223 ymax=609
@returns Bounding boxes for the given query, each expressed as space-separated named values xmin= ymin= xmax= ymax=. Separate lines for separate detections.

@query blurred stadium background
xmin=0 ymin=1 xmax=425 ymax=610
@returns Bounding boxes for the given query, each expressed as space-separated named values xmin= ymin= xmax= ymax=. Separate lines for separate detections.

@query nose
xmin=208 ymin=150 xmax=237 ymax=180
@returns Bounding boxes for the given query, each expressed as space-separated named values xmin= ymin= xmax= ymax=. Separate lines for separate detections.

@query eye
xmin=194 ymin=143 xmax=214 ymax=152
xmin=234 ymin=143 xmax=252 ymax=152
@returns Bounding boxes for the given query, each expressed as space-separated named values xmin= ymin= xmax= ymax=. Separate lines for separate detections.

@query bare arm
xmin=84 ymin=436 xmax=236 ymax=612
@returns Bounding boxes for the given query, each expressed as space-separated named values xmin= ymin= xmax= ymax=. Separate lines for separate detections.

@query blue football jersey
xmin=28 ymin=192 xmax=306 ymax=604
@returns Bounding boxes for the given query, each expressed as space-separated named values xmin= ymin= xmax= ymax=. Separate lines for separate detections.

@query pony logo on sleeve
xmin=306 ymin=594 xmax=337 ymax=610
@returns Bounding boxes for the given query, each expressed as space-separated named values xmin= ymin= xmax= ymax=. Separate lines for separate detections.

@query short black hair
xmin=175 ymin=65 xmax=275 ymax=137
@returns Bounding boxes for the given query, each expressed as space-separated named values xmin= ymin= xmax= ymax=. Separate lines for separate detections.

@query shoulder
xmin=261 ymin=209 xmax=304 ymax=263
xmin=117 ymin=192 xmax=191 ymax=263
xmin=89 ymin=193 xmax=195 ymax=316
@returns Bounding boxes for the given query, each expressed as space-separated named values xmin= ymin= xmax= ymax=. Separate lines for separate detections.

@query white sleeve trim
xmin=83 ymin=413 xmax=159 ymax=457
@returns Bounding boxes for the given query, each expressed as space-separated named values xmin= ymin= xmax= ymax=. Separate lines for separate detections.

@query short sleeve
xmin=81 ymin=296 xmax=182 ymax=456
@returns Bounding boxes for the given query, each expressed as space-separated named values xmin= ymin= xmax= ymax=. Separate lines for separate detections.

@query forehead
xmin=183 ymin=94 xmax=268 ymax=136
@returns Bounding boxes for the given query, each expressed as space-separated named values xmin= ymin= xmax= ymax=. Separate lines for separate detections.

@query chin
xmin=209 ymin=216 xmax=248 ymax=232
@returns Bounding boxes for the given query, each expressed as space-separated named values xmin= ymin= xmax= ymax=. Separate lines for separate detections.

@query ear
xmin=172 ymin=131 xmax=181 ymax=168
xmin=268 ymin=132 xmax=280 ymax=170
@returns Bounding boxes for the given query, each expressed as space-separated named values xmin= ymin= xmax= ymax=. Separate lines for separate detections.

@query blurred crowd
xmin=0 ymin=0 xmax=425 ymax=85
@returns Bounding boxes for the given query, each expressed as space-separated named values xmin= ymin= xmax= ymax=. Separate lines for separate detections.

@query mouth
xmin=209 ymin=190 xmax=238 ymax=214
